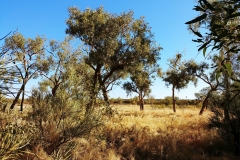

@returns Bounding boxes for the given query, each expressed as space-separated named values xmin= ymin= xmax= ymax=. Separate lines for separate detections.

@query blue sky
xmin=1 ymin=0 xmax=208 ymax=99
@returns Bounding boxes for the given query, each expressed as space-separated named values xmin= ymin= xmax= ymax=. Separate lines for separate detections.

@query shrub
xmin=0 ymin=112 xmax=35 ymax=160
xmin=209 ymin=92 xmax=240 ymax=155
xmin=27 ymin=78 xmax=103 ymax=157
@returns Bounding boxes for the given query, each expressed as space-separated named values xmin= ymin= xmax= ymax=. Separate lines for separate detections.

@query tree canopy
xmin=123 ymin=66 xmax=157 ymax=111
xmin=66 ymin=7 xmax=161 ymax=108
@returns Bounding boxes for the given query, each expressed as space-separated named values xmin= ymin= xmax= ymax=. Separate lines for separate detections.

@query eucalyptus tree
xmin=160 ymin=54 xmax=197 ymax=112
xmin=3 ymin=33 xmax=48 ymax=111
xmin=66 ymin=7 xmax=161 ymax=109
xmin=187 ymin=0 xmax=240 ymax=154
xmin=123 ymin=66 xmax=157 ymax=111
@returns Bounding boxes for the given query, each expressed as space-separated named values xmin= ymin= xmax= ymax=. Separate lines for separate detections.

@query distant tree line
xmin=104 ymin=97 xmax=201 ymax=106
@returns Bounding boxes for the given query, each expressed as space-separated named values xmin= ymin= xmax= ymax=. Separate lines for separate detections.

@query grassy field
xmin=71 ymin=105 xmax=236 ymax=160
xmin=1 ymin=104 xmax=238 ymax=159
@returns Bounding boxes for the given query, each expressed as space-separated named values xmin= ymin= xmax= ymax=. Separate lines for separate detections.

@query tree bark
xmin=172 ymin=85 xmax=176 ymax=112
xmin=85 ymin=68 xmax=99 ymax=114
xmin=20 ymin=83 xmax=25 ymax=111
xmin=101 ymin=86 xmax=110 ymax=106
xmin=10 ymin=83 xmax=24 ymax=109
xmin=199 ymin=91 xmax=211 ymax=115
xmin=139 ymin=94 xmax=144 ymax=111
xmin=51 ymin=83 xmax=60 ymax=97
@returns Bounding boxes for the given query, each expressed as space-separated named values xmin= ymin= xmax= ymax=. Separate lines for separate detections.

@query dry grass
xmin=73 ymin=105 xmax=237 ymax=160
xmin=1 ymin=105 xmax=238 ymax=159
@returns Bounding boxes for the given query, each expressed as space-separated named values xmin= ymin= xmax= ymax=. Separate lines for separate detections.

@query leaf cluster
xmin=186 ymin=0 xmax=240 ymax=57
xmin=162 ymin=55 xmax=197 ymax=90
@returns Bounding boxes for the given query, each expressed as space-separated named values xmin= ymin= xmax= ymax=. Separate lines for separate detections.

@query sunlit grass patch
xmin=94 ymin=106 xmax=234 ymax=159
xmin=0 ymin=105 xmax=237 ymax=159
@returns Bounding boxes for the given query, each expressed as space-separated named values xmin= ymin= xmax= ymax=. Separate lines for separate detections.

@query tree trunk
xmin=51 ymin=83 xmax=60 ymax=97
xmin=20 ymin=84 xmax=25 ymax=111
xmin=139 ymin=99 xmax=144 ymax=111
xmin=10 ymin=84 xmax=24 ymax=109
xmin=101 ymin=86 xmax=110 ymax=106
xmin=172 ymin=85 xmax=176 ymax=112
xmin=86 ymin=88 xmax=96 ymax=115
xmin=85 ymin=69 xmax=99 ymax=114
xmin=139 ymin=94 xmax=144 ymax=111
xmin=199 ymin=91 xmax=211 ymax=115
xmin=2 ymin=104 xmax=7 ymax=112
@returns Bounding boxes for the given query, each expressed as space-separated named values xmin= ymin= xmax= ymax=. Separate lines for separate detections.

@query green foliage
xmin=29 ymin=75 xmax=102 ymax=155
xmin=186 ymin=0 xmax=240 ymax=75
xmin=66 ymin=6 xmax=161 ymax=106
xmin=162 ymin=57 xmax=197 ymax=91
xmin=129 ymin=96 xmax=138 ymax=105
xmin=39 ymin=36 xmax=87 ymax=97
xmin=123 ymin=71 xmax=152 ymax=97
xmin=2 ymin=32 xmax=47 ymax=110
xmin=26 ymin=49 xmax=103 ymax=156
xmin=123 ymin=64 xmax=159 ymax=110
xmin=147 ymin=95 xmax=155 ymax=107
xmin=164 ymin=96 xmax=173 ymax=106
xmin=0 ymin=33 xmax=20 ymax=97
xmin=161 ymin=54 xmax=197 ymax=112
xmin=209 ymin=90 xmax=240 ymax=155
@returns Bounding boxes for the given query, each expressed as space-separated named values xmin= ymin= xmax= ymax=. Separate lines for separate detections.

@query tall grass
xmin=0 ymin=105 xmax=239 ymax=159
xmin=73 ymin=106 xmax=237 ymax=160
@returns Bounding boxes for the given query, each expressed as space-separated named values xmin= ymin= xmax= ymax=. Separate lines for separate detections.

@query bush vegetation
xmin=1 ymin=106 xmax=239 ymax=159
xmin=1 ymin=0 xmax=240 ymax=159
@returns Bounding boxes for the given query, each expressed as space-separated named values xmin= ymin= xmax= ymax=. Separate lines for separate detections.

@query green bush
xmin=209 ymin=92 xmax=240 ymax=155
xmin=28 ymin=85 xmax=102 ymax=156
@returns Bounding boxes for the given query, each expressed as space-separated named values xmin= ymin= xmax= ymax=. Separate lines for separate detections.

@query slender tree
xmin=123 ymin=66 xmax=156 ymax=111
xmin=160 ymin=54 xmax=197 ymax=112
xmin=3 ymin=33 xmax=47 ymax=111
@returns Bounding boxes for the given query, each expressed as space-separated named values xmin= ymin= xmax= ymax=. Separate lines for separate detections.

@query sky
xmin=0 ymin=0 xmax=209 ymax=99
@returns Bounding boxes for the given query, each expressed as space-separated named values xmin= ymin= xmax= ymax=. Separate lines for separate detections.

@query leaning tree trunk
xmin=10 ymin=84 xmax=25 ymax=110
xmin=199 ymin=91 xmax=211 ymax=115
xmin=20 ymin=84 xmax=25 ymax=111
xmin=172 ymin=85 xmax=176 ymax=112
xmin=101 ymin=86 xmax=110 ymax=106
